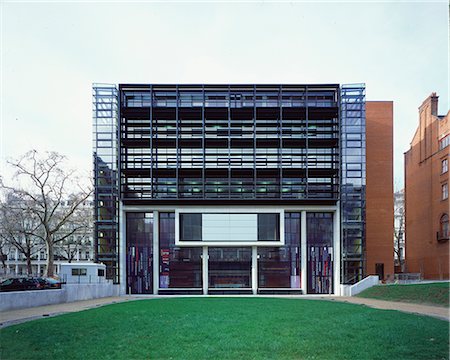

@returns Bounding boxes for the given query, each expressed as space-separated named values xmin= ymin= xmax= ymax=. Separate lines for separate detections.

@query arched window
xmin=439 ymin=214 xmax=449 ymax=241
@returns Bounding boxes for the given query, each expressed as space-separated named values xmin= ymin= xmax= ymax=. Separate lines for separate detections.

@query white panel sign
xmin=202 ymin=213 xmax=258 ymax=242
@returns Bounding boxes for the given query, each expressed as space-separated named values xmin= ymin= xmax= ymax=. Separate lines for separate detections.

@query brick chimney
xmin=430 ymin=92 xmax=438 ymax=116
xmin=419 ymin=92 xmax=439 ymax=117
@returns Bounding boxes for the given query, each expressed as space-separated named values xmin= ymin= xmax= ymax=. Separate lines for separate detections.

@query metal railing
xmin=59 ymin=273 xmax=109 ymax=284
xmin=394 ymin=273 xmax=422 ymax=284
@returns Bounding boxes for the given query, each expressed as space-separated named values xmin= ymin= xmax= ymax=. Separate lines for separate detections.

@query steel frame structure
xmin=93 ymin=83 xmax=366 ymax=285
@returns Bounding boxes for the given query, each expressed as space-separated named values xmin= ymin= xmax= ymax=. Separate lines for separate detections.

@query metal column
xmin=301 ymin=211 xmax=307 ymax=294
xmin=153 ymin=210 xmax=159 ymax=295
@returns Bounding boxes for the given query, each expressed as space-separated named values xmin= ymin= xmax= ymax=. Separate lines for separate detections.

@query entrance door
xmin=375 ymin=263 xmax=384 ymax=281
xmin=208 ymin=247 xmax=252 ymax=289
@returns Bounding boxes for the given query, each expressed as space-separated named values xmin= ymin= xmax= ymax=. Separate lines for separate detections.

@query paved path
xmin=0 ymin=296 xmax=135 ymax=328
xmin=1 ymin=295 xmax=448 ymax=328
xmin=326 ymin=296 xmax=449 ymax=321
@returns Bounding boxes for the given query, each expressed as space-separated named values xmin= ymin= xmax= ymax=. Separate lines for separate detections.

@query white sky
xmin=1 ymin=1 xmax=449 ymax=189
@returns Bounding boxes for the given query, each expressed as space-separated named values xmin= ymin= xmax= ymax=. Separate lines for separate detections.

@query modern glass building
xmin=93 ymin=83 xmax=393 ymax=295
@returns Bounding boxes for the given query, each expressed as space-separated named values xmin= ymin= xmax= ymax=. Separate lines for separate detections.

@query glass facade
xmin=258 ymin=213 xmax=300 ymax=288
xmin=119 ymin=85 xmax=339 ymax=201
xmin=92 ymin=83 xmax=368 ymax=291
xmin=93 ymin=84 xmax=120 ymax=283
xmin=307 ymin=212 xmax=333 ymax=294
xmin=159 ymin=213 xmax=202 ymax=289
xmin=257 ymin=214 xmax=280 ymax=241
xmin=208 ymin=247 xmax=252 ymax=288
xmin=126 ymin=213 xmax=153 ymax=294
xmin=179 ymin=213 xmax=202 ymax=241
xmin=340 ymin=84 xmax=366 ymax=284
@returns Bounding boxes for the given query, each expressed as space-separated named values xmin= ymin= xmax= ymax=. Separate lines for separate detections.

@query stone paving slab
xmin=1 ymin=295 xmax=448 ymax=329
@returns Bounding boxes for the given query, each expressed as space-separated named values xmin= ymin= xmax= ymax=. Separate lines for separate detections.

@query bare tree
xmin=1 ymin=150 xmax=92 ymax=277
xmin=0 ymin=238 xmax=10 ymax=272
xmin=394 ymin=190 xmax=405 ymax=272
xmin=57 ymin=208 xmax=92 ymax=263
xmin=58 ymin=239 xmax=80 ymax=263
xmin=0 ymin=193 xmax=44 ymax=275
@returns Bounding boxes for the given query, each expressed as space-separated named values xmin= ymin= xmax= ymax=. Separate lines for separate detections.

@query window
xmin=257 ymin=213 xmax=280 ymax=241
xmin=307 ymin=212 xmax=333 ymax=245
xmin=439 ymin=134 xmax=449 ymax=150
xmin=72 ymin=268 xmax=87 ymax=276
xmin=442 ymin=159 xmax=448 ymax=174
xmin=180 ymin=213 xmax=202 ymax=241
xmin=160 ymin=213 xmax=202 ymax=289
xmin=442 ymin=183 xmax=448 ymax=200
xmin=347 ymin=141 xmax=361 ymax=148
xmin=98 ymin=269 xmax=105 ymax=277
xmin=258 ymin=213 xmax=301 ymax=288
xmin=347 ymin=171 xmax=362 ymax=178
xmin=439 ymin=214 xmax=449 ymax=240
xmin=127 ymin=212 xmax=154 ymax=246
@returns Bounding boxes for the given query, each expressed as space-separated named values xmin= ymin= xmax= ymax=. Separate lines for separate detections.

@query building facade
xmin=0 ymin=200 xmax=94 ymax=277
xmin=93 ymin=84 xmax=393 ymax=295
xmin=405 ymin=93 xmax=449 ymax=279
xmin=2 ymin=244 xmax=94 ymax=277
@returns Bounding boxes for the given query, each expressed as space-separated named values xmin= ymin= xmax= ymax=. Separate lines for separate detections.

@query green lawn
xmin=1 ymin=298 xmax=448 ymax=360
xmin=356 ymin=282 xmax=450 ymax=307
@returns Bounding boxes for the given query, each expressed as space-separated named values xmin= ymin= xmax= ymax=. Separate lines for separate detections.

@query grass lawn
xmin=1 ymin=298 xmax=448 ymax=360
xmin=356 ymin=282 xmax=450 ymax=307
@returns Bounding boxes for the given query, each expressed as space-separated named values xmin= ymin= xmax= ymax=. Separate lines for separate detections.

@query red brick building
xmin=366 ymin=102 xmax=394 ymax=280
xmin=405 ymin=93 xmax=449 ymax=279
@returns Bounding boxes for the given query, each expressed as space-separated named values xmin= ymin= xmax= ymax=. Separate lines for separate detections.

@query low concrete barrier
xmin=0 ymin=282 xmax=120 ymax=312
xmin=341 ymin=275 xmax=380 ymax=296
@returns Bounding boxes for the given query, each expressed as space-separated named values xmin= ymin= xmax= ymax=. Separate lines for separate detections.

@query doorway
xmin=208 ymin=247 xmax=252 ymax=289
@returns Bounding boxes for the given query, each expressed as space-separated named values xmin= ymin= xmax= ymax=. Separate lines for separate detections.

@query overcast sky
xmin=1 ymin=1 xmax=448 ymax=189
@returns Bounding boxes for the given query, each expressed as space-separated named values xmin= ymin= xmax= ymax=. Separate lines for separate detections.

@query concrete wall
xmin=0 ymin=283 xmax=120 ymax=312
xmin=341 ymin=275 xmax=379 ymax=296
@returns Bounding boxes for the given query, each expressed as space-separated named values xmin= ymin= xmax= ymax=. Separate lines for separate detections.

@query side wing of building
xmin=405 ymin=94 xmax=449 ymax=279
